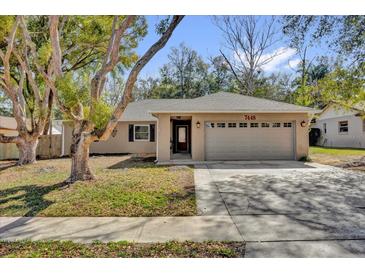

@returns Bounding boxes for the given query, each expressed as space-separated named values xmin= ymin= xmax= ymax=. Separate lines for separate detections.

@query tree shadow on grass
xmin=0 ymin=181 xmax=69 ymax=217
xmin=0 ymin=161 xmax=17 ymax=172
xmin=108 ymin=156 xmax=157 ymax=169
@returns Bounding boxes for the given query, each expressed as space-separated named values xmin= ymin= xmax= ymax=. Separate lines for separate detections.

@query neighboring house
xmin=63 ymin=92 xmax=316 ymax=162
xmin=0 ymin=116 xmax=19 ymax=137
xmin=0 ymin=116 xmax=63 ymax=160
xmin=0 ymin=116 xmax=20 ymax=159
xmin=311 ymin=103 xmax=365 ymax=148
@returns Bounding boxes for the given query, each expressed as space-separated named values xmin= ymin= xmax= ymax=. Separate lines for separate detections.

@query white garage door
xmin=205 ymin=121 xmax=295 ymax=160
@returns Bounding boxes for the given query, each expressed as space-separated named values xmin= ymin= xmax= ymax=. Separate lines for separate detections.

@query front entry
xmin=177 ymin=126 xmax=188 ymax=152
xmin=172 ymin=119 xmax=191 ymax=154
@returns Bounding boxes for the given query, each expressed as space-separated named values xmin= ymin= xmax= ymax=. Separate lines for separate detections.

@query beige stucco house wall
xmin=156 ymin=112 xmax=310 ymax=162
xmin=62 ymin=121 xmax=156 ymax=156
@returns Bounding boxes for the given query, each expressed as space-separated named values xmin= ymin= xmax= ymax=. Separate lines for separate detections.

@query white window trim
xmin=338 ymin=121 xmax=349 ymax=135
xmin=134 ymin=124 xmax=150 ymax=141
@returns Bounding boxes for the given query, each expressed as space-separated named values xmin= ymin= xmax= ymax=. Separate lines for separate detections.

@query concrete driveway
xmin=194 ymin=161 xmax=365 ymax=257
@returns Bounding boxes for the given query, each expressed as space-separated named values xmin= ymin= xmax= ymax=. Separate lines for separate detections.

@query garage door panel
xmin=205 ymin=122 xmax=294 ymax=160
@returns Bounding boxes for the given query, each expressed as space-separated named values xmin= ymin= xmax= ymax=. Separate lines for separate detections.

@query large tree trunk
xmin=17 ymin=138 xmax=38 ymax=165
xmin=68 ymin=128 xmax=95 ymax=182
xmin=48 ymin=15 xmax=184 ymax=182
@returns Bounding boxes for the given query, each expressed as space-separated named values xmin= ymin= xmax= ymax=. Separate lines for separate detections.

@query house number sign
xmin=243 ymin=114 xmax=256 ymax=120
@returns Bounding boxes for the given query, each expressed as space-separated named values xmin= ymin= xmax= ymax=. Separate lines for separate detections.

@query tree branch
xmin=98 ymin=15 xmax=184 ymax=140
xmin=219 ymin=49 xmax=246 ymax=91
xmin=90 ymin=16 xmax=136 ymax=102
xmin=49 ymin=15 xmax=63 ymax=76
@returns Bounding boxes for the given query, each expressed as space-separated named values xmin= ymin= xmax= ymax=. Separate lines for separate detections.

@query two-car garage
xmin=204 ymin=121 xmax=295 ymax=160
xmin=152 ymin=92 xmax=313 ymax=162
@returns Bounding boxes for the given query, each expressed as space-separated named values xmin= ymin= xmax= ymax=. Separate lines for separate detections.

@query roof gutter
xmin=0 ymin=127 xmax=16 ymax=130
xmin=149 ymin=110 xmax=319 ymax=114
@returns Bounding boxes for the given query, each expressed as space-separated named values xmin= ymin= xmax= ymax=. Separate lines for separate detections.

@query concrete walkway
xmin=0 ymin=216 xmax=243 ymax=243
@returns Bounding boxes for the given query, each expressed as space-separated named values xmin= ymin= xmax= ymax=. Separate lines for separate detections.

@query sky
xmin=136 ymin=16 xmax=333 ymax=78
xmin=137 ymin=16 xmax=223 ymax=77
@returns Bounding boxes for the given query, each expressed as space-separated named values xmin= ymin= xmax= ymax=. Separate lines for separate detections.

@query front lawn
xmin=0 ymin=240 xmax=245 ymax=258
xmin=309 ymin=146 xmax=365 ymax=168
xmin=0 ymin=155 xmax=196 ymax=217
xmin=310 ymin=146 xmax=365 ymax=156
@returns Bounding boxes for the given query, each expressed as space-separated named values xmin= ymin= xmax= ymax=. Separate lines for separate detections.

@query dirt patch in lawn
xmin=0 ymin=240 xmax=245 ymax=258
xmin=336 ymin=157 xmax=365 ymax=172
xmin=310 ymin=153 xmax=365 ymax=166
xmin=0 ymin=155 xmax=196 ymax=217
xmin=309 ymin=146 xmax=365 ymax=171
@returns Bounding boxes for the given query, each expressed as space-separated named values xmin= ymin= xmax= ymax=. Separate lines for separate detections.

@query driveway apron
xmin=194 ymin=161 xmax=365 ymax=257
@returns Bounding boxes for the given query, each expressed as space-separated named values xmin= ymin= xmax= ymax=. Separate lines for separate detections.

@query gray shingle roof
xmin=120 ymin=92 xmax=316 ymax=121
xmin=120 ymin=99 xmax=187 ymax=121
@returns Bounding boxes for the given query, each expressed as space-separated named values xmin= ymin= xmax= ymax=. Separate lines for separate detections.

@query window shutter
xmin=150 ymin=124 xmax=155 ymax=142
xmin=128 ymin=124 xmax=134 ymax=142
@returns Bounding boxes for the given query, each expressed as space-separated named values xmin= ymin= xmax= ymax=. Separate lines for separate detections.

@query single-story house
xmin=311 ymin=103 xmax=365 ymax=148
xmin=62 ymin=92 xmax=316 ymax=162
xmin=0 ymin=116 xmax=20 ymax=137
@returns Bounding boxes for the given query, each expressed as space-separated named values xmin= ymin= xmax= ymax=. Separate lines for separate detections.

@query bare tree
xmin=46 ymin=15 xmax=184 ymax=182
xmin=214 ymin=16 xmax=282 ymax=95
xmin=0 ymin=17 xmax=54 ymax=165
xmin=160 ymin=43 xmax=209 ymax=98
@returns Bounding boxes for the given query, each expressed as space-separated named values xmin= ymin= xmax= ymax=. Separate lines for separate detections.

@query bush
xmin=298 ymin=156 xmax=312 ymax=162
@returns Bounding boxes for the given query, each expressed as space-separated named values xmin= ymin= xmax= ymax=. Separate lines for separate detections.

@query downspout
xmin=61 ymin=122 xmax=65 ymax=157
xmin=151 ymin=113 xmax=158 ymax=163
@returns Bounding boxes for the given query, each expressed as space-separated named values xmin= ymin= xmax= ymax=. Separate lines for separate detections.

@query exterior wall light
xmin=300 ymin=120 xmax=307 ymax=127
xmin=196 ymin=121 xmax=201 ymax=128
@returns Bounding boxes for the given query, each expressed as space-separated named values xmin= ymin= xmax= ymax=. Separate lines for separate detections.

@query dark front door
xmin=176 ymin=125 xmax=188 ymax=152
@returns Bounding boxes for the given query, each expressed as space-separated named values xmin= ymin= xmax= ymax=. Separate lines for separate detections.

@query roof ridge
xmin=193 ymin=91 xmax=314 ymax=110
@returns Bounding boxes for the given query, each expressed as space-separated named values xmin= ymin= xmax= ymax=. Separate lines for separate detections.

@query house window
xmin=261 ymin=122 xmax=270 ymax=128
xmin=272 ymin=122 xmax=281 ymax=128
xmin=134 ymin=125 xmax=149 ymax=141
xmin=205 ymin=122 xmax=215 ymax=128
xmin=283 ymin=122 xmax=292 ymax=128
xmin=239 ymin=122 xmax=247 ymax=128
xmin=338 ymin=121 xmax=348 ymax=134
xmin=323 ymin=123 xmax=327 ymax=134
xmin=217 ymin=122 xmax=226 ymax=128
xmin=228 ymin=122 xmax=237 ymax=128
xmin=250 ymin=123 xmax=259 ymax=128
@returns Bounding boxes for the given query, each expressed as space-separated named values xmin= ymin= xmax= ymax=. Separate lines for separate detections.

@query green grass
xmin=0 ymin=156 xmax=196 ymax=217
xmin=0 ymin=240 xmax=245 ymax=258
xmin=310 ymin=146 xmax=365 ymax=156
